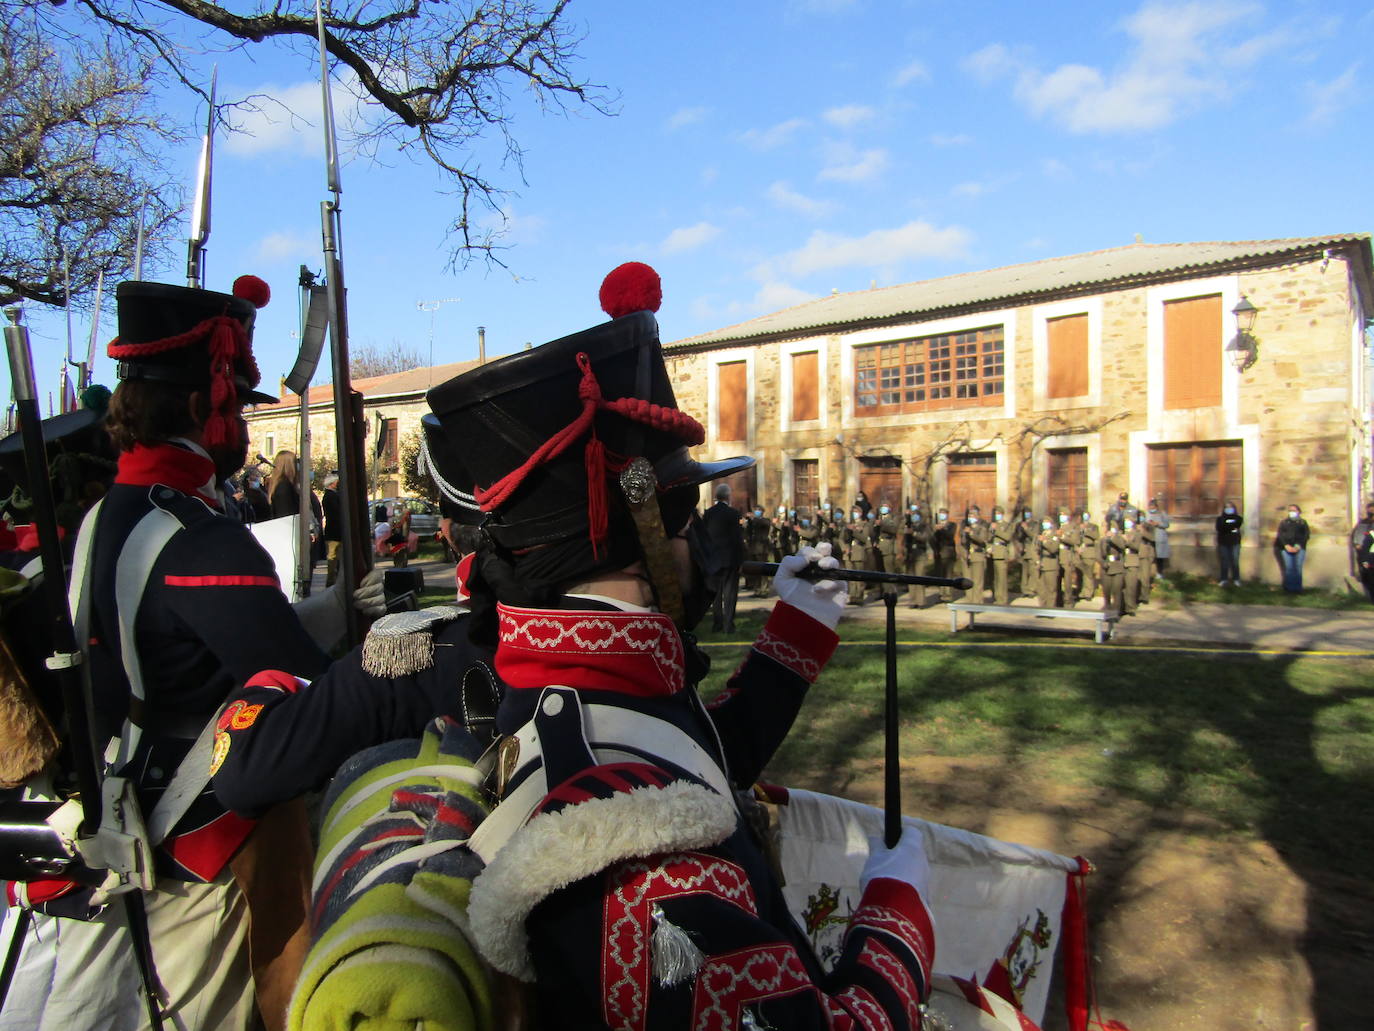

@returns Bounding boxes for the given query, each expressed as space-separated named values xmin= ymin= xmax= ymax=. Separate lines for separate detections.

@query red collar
xmin=116 ymin=442 xmax=222 ymax=510
xmin=495 ymin=603 xmax=686 ymax=699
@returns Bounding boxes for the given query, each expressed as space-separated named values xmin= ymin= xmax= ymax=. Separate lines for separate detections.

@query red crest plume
xmin=233 ymin=275 xmax=271 ymax=309
xmin=599 ymin=262 xmax=661 ymax=319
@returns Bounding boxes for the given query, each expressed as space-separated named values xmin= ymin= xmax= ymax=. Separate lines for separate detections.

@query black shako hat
xmin=110 ymin=277 xmax=277 ymax=448
xmin=425 ymin=264 xmax=753 ymax=554
xmin=418 ymin=412 xmax=483 ymax=526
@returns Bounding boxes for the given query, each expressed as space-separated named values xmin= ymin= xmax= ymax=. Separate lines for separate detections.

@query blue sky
xmin=12 ymin=0 xmax=1372 ymax=411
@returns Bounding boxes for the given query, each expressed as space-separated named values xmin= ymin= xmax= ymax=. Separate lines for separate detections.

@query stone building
xmin=664 ymin=235 xmax=1374 ymax=588
xmin=244 ymin=360 xmax=478 ymax=500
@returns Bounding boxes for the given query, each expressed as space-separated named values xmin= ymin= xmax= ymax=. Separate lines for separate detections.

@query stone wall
xmin=666 ymin=252 xmax=1369 ymax=590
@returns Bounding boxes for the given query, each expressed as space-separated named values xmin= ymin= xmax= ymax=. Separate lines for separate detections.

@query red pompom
xmin=233 ymin=275 xmax=271 ymax=309
xmin=599 ymin=262 xmax=662 ymax=319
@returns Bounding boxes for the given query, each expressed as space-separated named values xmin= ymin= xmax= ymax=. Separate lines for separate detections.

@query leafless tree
xmin=20 ymin=0 xmax=611 ymax=273
xmin=0 ymin=16 xmax=182 ymax=307
xmin=350 ymin=338 xmax=424 ymax=379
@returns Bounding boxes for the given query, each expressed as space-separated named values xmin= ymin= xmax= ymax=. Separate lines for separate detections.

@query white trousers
xmin=0 ymin=873 xmax=256 ymax=1031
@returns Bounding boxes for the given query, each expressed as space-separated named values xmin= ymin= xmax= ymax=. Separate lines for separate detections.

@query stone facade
xmin=666 ymin=237 xmax=1374 ymax=589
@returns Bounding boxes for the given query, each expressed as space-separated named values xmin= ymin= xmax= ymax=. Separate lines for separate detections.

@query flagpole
xmin=315 ymin=0 xmax=371 ymax=646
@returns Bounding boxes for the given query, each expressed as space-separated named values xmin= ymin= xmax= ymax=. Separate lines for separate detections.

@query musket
xmin=3 ymin=307 xmax=165 ymax=1029
xmin=133 ymin=193 xmax=148 ymax=281
xmin=186 ymin=69 xmax=216 ymax=288
xmin=315 ymin=0 xmax=371 ymax=645
xmin=80 ymin=270 xmax=103 ymax=392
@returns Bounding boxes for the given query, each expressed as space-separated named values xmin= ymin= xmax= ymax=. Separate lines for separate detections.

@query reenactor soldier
xmin=1036 ymin=515 xmax=1061 ymax=608
xmin=874 ymin=503 xmax=900 ymax=597
xmin=961 ymin=505 xmax=991 ymax=602
xmin=1137 ymin=510 xmax=1156 ymax=604
xmin=1121 ymin=514 xmax=1144 ymax=615
xmin=1099 ymin=519 xmax=1127 ymax=615
xmin=1056 ymin=509 xmax=1082 ymax=607
xmin=988 ymin=505 xmax=1015 ymax=605
xmin=932 ymin=506 xmax=961 ymax=602
xmin=818 ymin=501 xmax=840 ymax=551
xmin=844 ymin=505 xmax=870 ymax=605
xmin=799 ymin=512 xmax=821 ymax=549
xmin=902 ymin=503 xmax=932 ymax=608
xmin=1014 ymin=506 xmax=1038 ymax=598
xmin=1076 ymin=508 xmax=1101 ymax=602
xmin=745 ymin=506 xmax=773 ymax=595
xmin=769 ymin=507 xmax=788 ymax=563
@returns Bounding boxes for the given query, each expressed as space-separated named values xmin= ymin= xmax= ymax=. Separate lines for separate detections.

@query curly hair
xmin=105 ymin=379 xmax=205 ymax=453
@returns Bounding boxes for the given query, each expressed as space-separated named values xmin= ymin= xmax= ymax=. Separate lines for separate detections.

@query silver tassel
xmin=650 ymin=902 xmax=705 ymax=987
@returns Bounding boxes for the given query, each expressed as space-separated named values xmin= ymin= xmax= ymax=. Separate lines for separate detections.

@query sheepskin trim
xmin=468 ymin=780 xmax=737 ymax=981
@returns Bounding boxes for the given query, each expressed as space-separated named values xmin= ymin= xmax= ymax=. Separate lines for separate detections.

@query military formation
xmin=739 ymin=489 xmax=1172 ymax=617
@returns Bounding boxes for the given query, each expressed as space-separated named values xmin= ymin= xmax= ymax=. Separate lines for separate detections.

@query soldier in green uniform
xmin=1137 ymin=510 xmax=1155 ymax=604
xmin=902 ymin=503 xmax=932 ymax=608
xmin=1014 ymin=506 xmax=1038 ymax=599
xmin=1055 ymin=509 xmax=1082 ymax=607
xmin=875 ymin=503 xmax=900 ymax=599
xmin=932 ymin=506 xmax=960 ymax=602
xmin=988 ymin=505 xmax=1014 ymax=605
xmin=1036 ymin=516 xmax=1061 ymax=608
xmin=1099 ymin=519 xmax=1127 ymax=615
xmin=1121 ymin=515 xmax=1143 ymax=615
xmin=818 ymin=501 xmax=840 ymax=552
xmin=745 ymin=506 xmax=772 ymax=596
xmin=1075 ymin=508 xmax=1101 ymax=603
xmin=844 ymin=506 xmax=870 ymax=605
xmin=961 ymin=504 xmax=991 ymax=602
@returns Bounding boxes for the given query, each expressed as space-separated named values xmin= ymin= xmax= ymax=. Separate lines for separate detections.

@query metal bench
xmin=947 ymin=602 xmax=1116 ymax=644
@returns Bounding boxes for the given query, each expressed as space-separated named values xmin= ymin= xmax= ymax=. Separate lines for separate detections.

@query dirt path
xmin=775 ymin=756 xmax=1372 ymax=1030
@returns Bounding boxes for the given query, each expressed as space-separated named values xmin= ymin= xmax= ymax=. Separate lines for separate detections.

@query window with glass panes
xmin=855 ymin=326 xmax=1003 ymax=415
xmin=1147 ymin=441 xmax=1242 ymax=517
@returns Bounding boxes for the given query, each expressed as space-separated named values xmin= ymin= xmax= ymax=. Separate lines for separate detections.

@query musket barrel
xmin=740 ymin=560 xmax=972 ymax=591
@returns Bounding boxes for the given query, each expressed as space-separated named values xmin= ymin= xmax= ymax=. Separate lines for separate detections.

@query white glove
xmin=353 ymin=567 xmax=387 ymax=618
xmin=773 ymin=542 xmax=847 ymax=629
xmin=860 ymin=831 xmax=932 ymax=899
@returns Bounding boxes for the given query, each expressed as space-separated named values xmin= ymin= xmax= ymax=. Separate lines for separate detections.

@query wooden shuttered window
xmin=1046 ymin=313 xmax=1088 ymax=399
xmin=791 ymin=351 xmax=819 ymax=422
xmin=1148 ymin=441 xmax=1242 ymax=517
xmin=1163 ymin=294 xmax=1222 ymax=410
xmin=791 ymin=459 xmax=819 ymax=514
xmin=859 ymin=457 xmax=903 ymax=510
xmin=945 ymin=452 xmax=996 ymax=516
xmin=717 ymin=361 xmax=747 ymax=442
xmin=1046 ymin=447 xmax=1088 ymax=515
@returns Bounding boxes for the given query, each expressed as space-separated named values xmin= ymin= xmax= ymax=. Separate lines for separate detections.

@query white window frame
xmin=779 ymin=340 xmax=828 ymax=433
xmin=1032 ymin=298 xmax=1102 ymax=411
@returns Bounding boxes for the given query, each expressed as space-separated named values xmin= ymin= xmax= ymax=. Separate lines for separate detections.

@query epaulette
xmin=361 ymin=605 xmax=466 ymax=677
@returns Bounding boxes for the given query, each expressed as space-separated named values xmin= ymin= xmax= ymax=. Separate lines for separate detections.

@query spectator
xmin=242 ymin=468 xmax=271 ymax=522
xmin=701 ymin=482 xmax=744 ymax=632
xmin=1349 ymin=501 xmax=1374 ymax=576
xmin=1105 ymin=490 xmax=1138 ymax=528
xmin=1357 ymin=519 xmax=1374 ymax=603
xmin=321 ymin=471 xmax=342 ymax=586
xmin=267 ymin=449 xmax=302 ymax=518
xmin=1145 ymin=496 xmax=1172 ymax=578
xmin=1274 ymin=504 xmax=1310 ymax=592
xmin=1216 ymin=500 xmax=1244 ymax=586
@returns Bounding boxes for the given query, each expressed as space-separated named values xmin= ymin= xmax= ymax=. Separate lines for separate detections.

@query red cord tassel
xmin=1061 ymin=857 xmax=1091 ymax=1031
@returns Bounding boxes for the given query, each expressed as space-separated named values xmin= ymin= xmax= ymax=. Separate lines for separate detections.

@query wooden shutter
xmin=1164 ymin=295 xmax=1222 ymax=409
xmin=1046 ymin=313 xmax=1088 ymax=399
xmin=791 ymin=352 xmax=819 ymax=422
xmin=859 ymin=457 xmax=903 ymax=510
xmin=791 ymin=459 xmax=819 ymax=513
xmin=946 ymin=453 xmax=997 ymax=515
xmin=1047 ymin=448 xmax=1087 ymax=514
xmin=1147 ymin=441 xmax=1243 ymax=516
xmin=717 ymin=361 xmax=747 ymax=442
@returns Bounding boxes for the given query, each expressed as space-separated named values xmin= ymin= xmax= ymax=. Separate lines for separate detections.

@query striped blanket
xmin=289 ymin=717 xmax=494 ymax=1031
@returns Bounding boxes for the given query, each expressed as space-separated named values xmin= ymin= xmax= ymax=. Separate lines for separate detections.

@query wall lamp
xmin=1226 ymin=296 xmax=1260 ymax=371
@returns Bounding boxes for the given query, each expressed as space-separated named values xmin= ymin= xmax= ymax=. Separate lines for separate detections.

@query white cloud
xmin=818 ymin=144 xmax=889 ymax=183
xmin=254 ymin=230 xmax=315 ymax=262
xmin=758 ymin=220 xmax=971 ymax=279
xmin=739 ymin=117 xmax=809 ymax=150
xmin=661 ymin=222 xmax=721 ymax=254
xmin=894 ymin=60 xmax=930 ymax=86
xmin=1306 ymin=63 xmax=1359 ymax=126
xmin=966 ymin=2 xmax=1282 ymax=134
xmin=224 ymin=77 xmax=361 ymax=157
xmin=766 ymin=181 xmax=835 ymax=218
xmin=930 ymin=132 xmax=973 ymax=147
xmin=750 ymin=281 xmax=816 ymax=311
xmin=666 ymin=106 xmax=708 ymax=131
xmin=822 ymin=104 xmax=877 ymax=129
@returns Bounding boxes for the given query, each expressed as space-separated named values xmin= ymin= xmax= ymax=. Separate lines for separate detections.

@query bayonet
xmin=133 ymin=193 xmax=148 ymax=282
xmin=186 ymin=69 xmax=217 ymax=288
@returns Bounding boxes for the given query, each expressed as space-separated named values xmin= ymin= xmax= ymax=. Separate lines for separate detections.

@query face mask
xmin=879 ymin=505 xmax=890 ymax=515
xmin=851 ymin=512 xmax=861 ymax=522
xmin=1124 ymin=519 xmax=1134 ymax=530
xmin=1023 ymin=511 xmax=1032 ymax=520
xmin=938 ymin=512 xmax=948 ymax=521
xmin=1288 ymin=511 xmax=1299 ymax=519
xmin=801 ymin=519 xmax=810 ymax=528
xmin=993 ymin=513 xmax=1003 ymax=522
xmin=866 ymin=512 xmax=875 ymax=521
xmin=789 ymin=510 xmax=797 ymax=519
xmin=1224 ymin=507 xmax=1235 ymax=515
xmin=968 ymin=516 xmax=979 ymax=524
xmin=912 ymin=513 xmax=920 ymax=522
xmin=1058 ymin=514 xmax=1068 ymax=524
xmin=1041 ymin=522 xmax=1052 ymax=531
xmin=822 ymin=503 xmax=831 ymax=510
xmin=754 ymin=509 xmax=762 ymax=517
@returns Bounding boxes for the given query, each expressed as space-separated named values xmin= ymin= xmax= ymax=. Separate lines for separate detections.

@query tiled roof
xmin=666 ymin=234 xmax=1373 ymax=350
xmin=251 ymin=358 xmax=481 ymax=412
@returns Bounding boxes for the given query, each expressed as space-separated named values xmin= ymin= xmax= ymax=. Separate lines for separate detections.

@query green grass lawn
xmin=1151 ymin=570 xmax=1368 ymax=609
xmin=694 ymin=612 xmax=1374 ymax=880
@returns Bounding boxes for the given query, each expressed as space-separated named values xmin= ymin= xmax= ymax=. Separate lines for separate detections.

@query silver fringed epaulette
xmin=361 ymin=605 xmax=466 ymax=677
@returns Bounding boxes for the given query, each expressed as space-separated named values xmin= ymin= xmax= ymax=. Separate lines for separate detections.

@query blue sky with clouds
xmin=12 ymin=0 xmax=1371 ymax=409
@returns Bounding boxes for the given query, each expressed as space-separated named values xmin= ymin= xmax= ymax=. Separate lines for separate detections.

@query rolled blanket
xmin=289 ymin=717 xmax=493 ymax=1031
